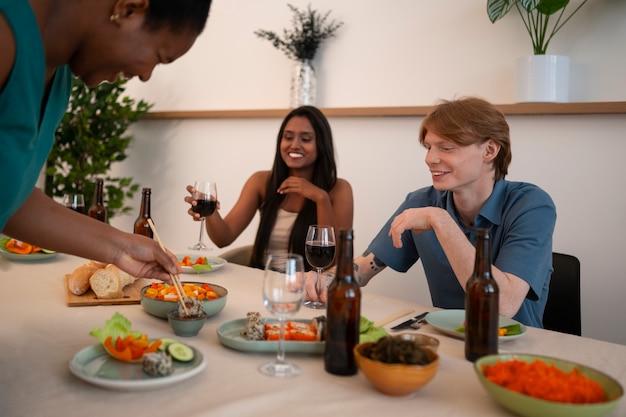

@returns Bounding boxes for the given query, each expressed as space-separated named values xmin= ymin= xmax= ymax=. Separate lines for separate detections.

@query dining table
xmin=1 ymin=251 xmax=624 ymax=417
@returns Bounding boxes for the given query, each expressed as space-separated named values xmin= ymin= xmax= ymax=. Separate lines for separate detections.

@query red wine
xmin=192 ymin=199 xmax=216 ymax=218
xmin=66 ymin=205 xmax=85 ymax=214
xmin=305 ymin=242 xmax=336 ymax=269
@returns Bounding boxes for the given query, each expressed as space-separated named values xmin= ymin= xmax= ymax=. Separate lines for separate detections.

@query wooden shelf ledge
xmin=142 ymin=102 xmax=626 ymax=120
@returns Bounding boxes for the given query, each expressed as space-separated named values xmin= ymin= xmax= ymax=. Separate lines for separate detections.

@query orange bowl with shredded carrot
xmin=474 ymin=354 xmax=623 ymax=417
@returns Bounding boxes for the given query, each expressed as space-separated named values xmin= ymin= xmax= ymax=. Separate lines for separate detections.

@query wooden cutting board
xmin=65 ymin=275 xmax=150 ymax=307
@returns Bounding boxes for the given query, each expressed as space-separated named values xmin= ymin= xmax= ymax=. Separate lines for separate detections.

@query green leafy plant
xmin=45 ymin=76 xmax=153 ymax=219
xmin=487 ymin=0 xmax=589 ymax=55
xmin=254 ymin=3 xmax=343 ymax=61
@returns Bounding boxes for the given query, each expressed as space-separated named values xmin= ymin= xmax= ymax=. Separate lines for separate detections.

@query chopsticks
xmin=147 ymin=219 xmax=189 ymax=316
xmin=374 ymin=308 xmax=415 ymax=328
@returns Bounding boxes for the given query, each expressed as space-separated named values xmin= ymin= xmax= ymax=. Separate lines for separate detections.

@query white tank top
xmin=266 ymin=208 xmax=298 ymax=258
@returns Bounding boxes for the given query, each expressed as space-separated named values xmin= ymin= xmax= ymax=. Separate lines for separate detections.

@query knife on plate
xmin=390 ymin=311 xmax=429 ymax=331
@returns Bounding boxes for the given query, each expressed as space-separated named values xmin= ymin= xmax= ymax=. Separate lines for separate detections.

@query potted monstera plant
xmin=487 ymin=0 xmax=589 ymax=102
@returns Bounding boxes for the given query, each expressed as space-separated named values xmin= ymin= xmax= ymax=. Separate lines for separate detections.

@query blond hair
xmin=419 ymin=97 xmax=512 ymax=180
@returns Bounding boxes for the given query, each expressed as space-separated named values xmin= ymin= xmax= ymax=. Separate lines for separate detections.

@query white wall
xmin=111 ymin=0 xmax=626 ymax=344
xmin=127 ymin=0 xmax=626 ymax=108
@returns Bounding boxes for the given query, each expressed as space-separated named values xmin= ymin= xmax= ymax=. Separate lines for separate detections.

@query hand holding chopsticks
xmin=147 ymin=219 xmax=189 ymax=316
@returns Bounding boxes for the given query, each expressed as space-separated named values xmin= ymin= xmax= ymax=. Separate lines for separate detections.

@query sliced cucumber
xmin=167 ymin=342 xmax=194 ymax=362
xmin=158 ymin=338 xmax=180 ymax=352
xmin=41 ymin=249 xmax=56 ymax=254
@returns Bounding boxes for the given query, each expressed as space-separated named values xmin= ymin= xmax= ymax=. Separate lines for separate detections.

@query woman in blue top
xmin=0 ymin=0 xmax=213 ymax=280
xmin=306 ymin=97 xmax=556 ymax=328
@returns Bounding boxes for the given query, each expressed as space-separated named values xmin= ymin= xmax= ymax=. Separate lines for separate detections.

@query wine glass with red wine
xmin=303 ymin=225 xmax=336 ymax=309
xmin=189 ymin=181 xmax=217 ymax=251
xmin=63 ymin=193 xmax=85 ymax=214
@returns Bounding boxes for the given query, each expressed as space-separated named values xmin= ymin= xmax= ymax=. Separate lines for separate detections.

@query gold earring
xmin=109 ymin=13 xmax=120 ymax=22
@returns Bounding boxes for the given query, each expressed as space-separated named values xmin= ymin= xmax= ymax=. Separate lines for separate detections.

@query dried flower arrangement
xmin=254 ymin=3 xmax=344 ymax=61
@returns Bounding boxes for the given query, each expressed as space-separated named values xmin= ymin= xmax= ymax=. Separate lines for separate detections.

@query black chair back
xmin=543 ymin=252 xmax=581 ymax=336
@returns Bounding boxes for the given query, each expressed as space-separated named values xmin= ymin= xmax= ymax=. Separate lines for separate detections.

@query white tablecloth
xmin=1 ymin=253 xmax=624 ymax=417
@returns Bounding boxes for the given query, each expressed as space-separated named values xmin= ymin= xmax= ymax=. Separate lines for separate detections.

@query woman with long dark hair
xmin=186 ymin=106 xmax=353 ymax=269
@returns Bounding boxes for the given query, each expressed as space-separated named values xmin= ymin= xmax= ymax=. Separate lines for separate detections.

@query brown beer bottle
xmin=324 ymin=228 xmax=361 ymax=375
xmin=87 ymin=178 xmax=107 ymax=223
xmin=133 ymin=188 xmax=153 ymax=238
xmin=465 ymin=228 xmax=499 ymax=362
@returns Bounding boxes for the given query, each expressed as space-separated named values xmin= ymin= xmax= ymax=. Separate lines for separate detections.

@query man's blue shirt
xmin=368 ymin=180 xmax=556 ymax=328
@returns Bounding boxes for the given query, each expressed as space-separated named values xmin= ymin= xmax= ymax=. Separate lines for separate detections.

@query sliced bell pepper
xmin=103 ymin=334 xmax=163 ymax=362
xmin=145 ymin=339 xmax=162 ymax=354
xmin=180 ymin=256 xmax=192 ymax=266
xmin=104 ymin=336 xmax=133 ymax=362
xmin=5 ymin=239 xmax=34 ymax=254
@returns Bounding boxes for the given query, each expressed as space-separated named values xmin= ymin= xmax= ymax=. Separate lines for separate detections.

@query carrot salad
xmin=483 ymin=359 xmax=606 ymax=404
xmin=144 ymin=282 xmax=219 ymax=302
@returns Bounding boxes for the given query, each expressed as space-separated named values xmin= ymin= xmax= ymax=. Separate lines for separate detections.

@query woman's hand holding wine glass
xmin=189 ymin=181 xmax=217 ymax=251
xmin=304 ymin=225 xmax=336 ymax=309
xmin=260 ymin=253 xmax=305 ymax=378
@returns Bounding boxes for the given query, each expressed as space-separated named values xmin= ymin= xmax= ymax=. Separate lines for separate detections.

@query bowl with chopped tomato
xmin=474 ymin=353 xmax=623 ymax=417
xmin=140 ymin=281 xmax=227 ymax=319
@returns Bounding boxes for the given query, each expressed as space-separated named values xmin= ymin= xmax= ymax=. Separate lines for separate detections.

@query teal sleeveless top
xmin=0 ymin=0 xmax=72 ymax=230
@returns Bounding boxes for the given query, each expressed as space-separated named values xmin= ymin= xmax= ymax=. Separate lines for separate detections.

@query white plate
xmin=69 ymin=344 xmax=206 ymax=391
xmin=0 ymin=248 xmax=59 ymax=262
xmin=176 ymin=254 xmax=227 ymax=274
xmin=217 ymin=318 xmax=324 ymax=354
xmin=425 ymin=309 xmax=527 ymax=342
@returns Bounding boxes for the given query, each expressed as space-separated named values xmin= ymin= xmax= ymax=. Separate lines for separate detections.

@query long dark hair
xmin=250 ymin=106 xmax=338 ymax=269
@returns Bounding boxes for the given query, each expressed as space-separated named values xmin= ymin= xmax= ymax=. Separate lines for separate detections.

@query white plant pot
xmin=515 ymin=55 xmax=570 ymax=103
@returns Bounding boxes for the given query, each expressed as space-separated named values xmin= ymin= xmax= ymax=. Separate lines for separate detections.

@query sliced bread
xmin=67 ymin=261 xmax=107 ymax=295
xmin=89 ymin=264 xmax=134 ymax=299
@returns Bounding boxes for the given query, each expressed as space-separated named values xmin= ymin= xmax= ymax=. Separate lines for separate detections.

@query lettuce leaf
xmin=0 ymin=237 xmax=10 ymax=251
xmin=191 ymin=263 xmax=212 ymax=272
xmin=89 ymin=312 xmax=143 ymax=344
xmin=359 ymin=316 xmax=388 ymax=343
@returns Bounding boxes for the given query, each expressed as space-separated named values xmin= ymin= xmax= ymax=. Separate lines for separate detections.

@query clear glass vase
xmin=290 ymin=59 xmax=316 ymax=108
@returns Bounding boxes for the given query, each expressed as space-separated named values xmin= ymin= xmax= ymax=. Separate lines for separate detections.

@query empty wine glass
xmin=260 ymin=253 xmax=305 ymax=378
xmin=189 ymin=181 xmax=217 ymax=251
xmin=303 ymin=225 xmax=336 ymax=309
xmin=63 ymin=193 xmax=85 ymax=214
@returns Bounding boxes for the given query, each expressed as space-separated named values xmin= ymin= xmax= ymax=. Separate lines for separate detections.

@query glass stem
xmin=198 ymin=218 xmax=205 ymax=244
xmin=276 ymin=318 xmax=286 ymax=364
xmin=316 ymin=269 xmax=323 ymax=301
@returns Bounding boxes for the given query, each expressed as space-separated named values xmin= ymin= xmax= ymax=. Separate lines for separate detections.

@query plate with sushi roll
xmin=216 ymin=312 xmax=326 ymax=354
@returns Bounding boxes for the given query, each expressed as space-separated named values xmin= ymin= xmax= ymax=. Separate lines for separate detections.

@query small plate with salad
xmin=0 ymin=237 xmax=58 ymax=261
xmin=425 ymin=309 xmax=527 ymax=342
xmin=176 ymin=254 xmax=227 ymax=274
xmin=70 ymin=312 xmax=206 ymax=391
